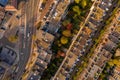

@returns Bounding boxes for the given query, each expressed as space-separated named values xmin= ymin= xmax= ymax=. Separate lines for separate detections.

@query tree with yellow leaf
xmin=108 ymin=59 xmax=120 ymax=67
xmin=72 ymin=6 xmax=81 ymax=15
xmin=60 ymin=36 xmax=68 ymax=44
xmin=81 ymin=0 xmax=87 ymax=8
xmin=75 ymin=0 xmax=81 ymax=4
xmin=8 ymin=35 xmax=18 ymax=43
xmin=62 ymin=30 xmax=71 ymax=37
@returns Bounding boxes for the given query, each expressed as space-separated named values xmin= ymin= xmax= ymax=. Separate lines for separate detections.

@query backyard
xmin=41 ymin=0 xmax=93 ymax=80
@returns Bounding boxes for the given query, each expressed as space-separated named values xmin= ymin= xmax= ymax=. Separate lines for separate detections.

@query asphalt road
xmin=13 ymin=0 xmax=40 ymax=80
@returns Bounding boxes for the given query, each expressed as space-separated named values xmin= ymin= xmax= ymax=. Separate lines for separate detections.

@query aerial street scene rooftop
xmin=0 ymin=0 xmax=120 ymax=80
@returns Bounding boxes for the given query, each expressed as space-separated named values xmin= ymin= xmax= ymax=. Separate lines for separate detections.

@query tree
xmin=72 ymin=15 xmax=81 ymax=24
xmin=66 ymin=23 xmax=72 ymax=30
xmin=60 ymin=36 xmax=68 ymax=44
xmin=72 ymin=6 xmax=81 ymax=15
xmin=62 ymin=30 xmax=72 ymax=37
xmin=81 ymin=0 xmax=87 ymax=8
xmin=100 ymin=73 xmax=106 ymax=79
xmin=75 ymin=0 xmax=81 ymax=4
xmin=73 ymin=29 xmax=79 ymax=34
xmin=8 ymin=35 xmax=18 ymax=43
xmin=108 ymin=59 xmax=120 ymax=66
xmin=62 ymin=20 xmax=70 ymax=26
xmin=57 ymin=50 xmax=65 ymax=57
xmin=73 ymin=23 xmax=80 ymax=30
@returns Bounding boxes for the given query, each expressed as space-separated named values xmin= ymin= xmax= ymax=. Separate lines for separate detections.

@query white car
xmin=27 ymin=33 xmax=30 ymax=37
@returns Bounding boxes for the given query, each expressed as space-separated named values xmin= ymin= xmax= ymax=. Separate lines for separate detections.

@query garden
xmin=41 ymin=0 xmax=93 ymax=79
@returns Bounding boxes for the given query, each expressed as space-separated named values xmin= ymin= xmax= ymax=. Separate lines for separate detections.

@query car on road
xmin=14 ymin=66 xmax=19 ymax=74
xmin=27 ymin=33 xmax=30 ymax=37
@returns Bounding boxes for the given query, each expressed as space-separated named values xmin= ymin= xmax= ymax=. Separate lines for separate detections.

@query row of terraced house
xmin=27 ymin=0 xmax=71 ymax=80
xmin=79 ymin=7 xmax=120 ymax=80
xmin=53 ymin=0 xmax=119 ymax=80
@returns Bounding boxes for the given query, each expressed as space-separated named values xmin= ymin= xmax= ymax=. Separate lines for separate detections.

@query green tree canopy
xmin=72 ymin=6 xmax=81 ymax=15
